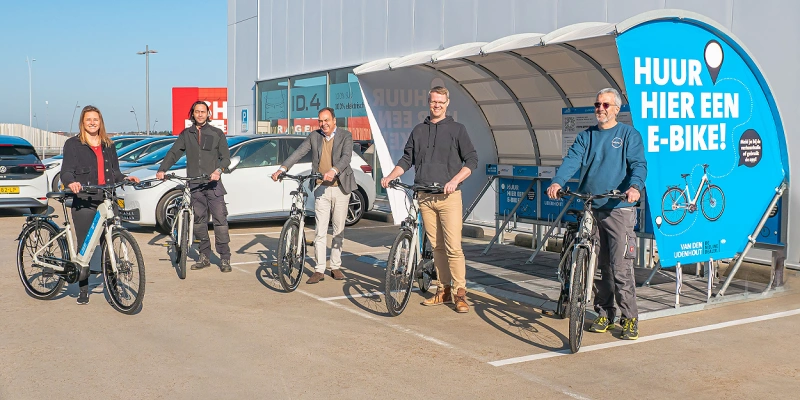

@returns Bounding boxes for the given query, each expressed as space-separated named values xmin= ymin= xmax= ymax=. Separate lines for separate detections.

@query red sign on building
xmin=172 ymin=87 xmax=228 ymax=135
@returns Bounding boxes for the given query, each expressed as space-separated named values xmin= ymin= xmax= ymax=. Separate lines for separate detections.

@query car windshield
xmin=136 ymin=145 xmax=172 ymax=164
xmin=146 ymin=136 xmax=252 ymax=170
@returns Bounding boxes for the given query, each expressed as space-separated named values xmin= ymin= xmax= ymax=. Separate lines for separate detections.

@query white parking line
xmin=488 ymin=308 xmax=800 ymax=366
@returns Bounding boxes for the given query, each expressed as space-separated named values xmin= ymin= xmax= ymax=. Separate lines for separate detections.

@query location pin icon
xmin=655 ymin=216 xmax=663 ymax=229
xmin=704 ymin=40 xmax=724 ymax=85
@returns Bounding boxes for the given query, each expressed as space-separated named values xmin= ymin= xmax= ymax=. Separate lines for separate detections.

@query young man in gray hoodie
xmin=381 ymin=86 xmax=478 ymax=313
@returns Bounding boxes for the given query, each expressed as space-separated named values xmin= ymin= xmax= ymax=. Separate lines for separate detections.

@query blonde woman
xmin=60 ymin=105 xmax=140 ymax=305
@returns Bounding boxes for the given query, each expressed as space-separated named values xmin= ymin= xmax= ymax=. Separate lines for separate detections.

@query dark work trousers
xmin=592 ymin=207 xmax=639 ymax=320
xmin=190 ymin=180 xmax=231 ymax=260
xmin=71 ymin=198 xmax=104 ymax=290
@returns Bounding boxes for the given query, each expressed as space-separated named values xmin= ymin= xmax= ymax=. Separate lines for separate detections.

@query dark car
xmin=0 ymin=136 xmax=49 ymax=214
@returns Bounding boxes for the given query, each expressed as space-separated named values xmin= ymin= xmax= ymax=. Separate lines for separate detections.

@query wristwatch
xmin=214 ymin=168 xmax=222 ymax=174
xmin=630 ymin=184 xmax=640 ymax=191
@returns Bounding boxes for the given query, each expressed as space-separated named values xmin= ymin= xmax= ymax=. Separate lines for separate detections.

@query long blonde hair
xmin=78 ymin=105 xmax=113 ymax=147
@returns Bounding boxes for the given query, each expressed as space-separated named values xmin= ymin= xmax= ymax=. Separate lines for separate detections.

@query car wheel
xmin=51 ymin=173 xmax=61 ymax=192
xmin=156 ymin=190 xmax=183 ymax=233
xmin=345 ymin=189 xmax=366 ymax=226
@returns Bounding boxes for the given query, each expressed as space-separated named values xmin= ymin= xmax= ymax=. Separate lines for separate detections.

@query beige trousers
xmin=419 ymin=191 xmax=466 ymax=291
xmin=313 ymin=185 xmax=349 ymax=273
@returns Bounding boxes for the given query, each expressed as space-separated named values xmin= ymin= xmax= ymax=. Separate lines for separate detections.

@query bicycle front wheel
xmin=701 ymin=185 xmax=725 ymax=221
xmin=17 ymin=222 xmax=67 ymax=299
xmin=568 ymin=247 xmax=589 ymax=353
xmin=385 ymin=230 xmax=415 ymax=316
xmin=278 ymin=217 xmax=306 ymax=292
xmin=661 ymin=187 xmax=688 ymax=225
xmin=176 ymin=211 xmax=190 ymax=280
xmin=102 ymin=229 xmax=146 ymax=314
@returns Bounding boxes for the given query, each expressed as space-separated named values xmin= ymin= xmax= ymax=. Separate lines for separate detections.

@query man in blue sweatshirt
xmin=546 ymin=88 xmax=647 ymax=340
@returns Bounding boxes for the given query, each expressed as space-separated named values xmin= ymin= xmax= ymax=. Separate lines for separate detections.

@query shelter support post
xmin=717 ymin=183 xmax=786 ymax=297
xmin=464 ymin=176 xmax=496 ymax=222
xmin=482 ymin=179 xmax=536 ymax=255
xmin=675 ymin=262 xmax=682 ymax=308
xmin=525 ymin=197 xmax=575 ymax=264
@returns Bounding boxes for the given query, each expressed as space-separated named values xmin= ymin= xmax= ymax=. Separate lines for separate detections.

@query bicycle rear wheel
xmin=102 ymin=228 xmax=146 ymax=314
xmin=278 ymin=217 xmax=306 ymax=292
xmin=661 ymin=187 xmax=688 ymax=225
xmin=17 ymin=222 xmax=67 ymax=299
xmin=385 ymin=230 xmax=415 ymax=316
xmin=568 ymin=247 xmax=589 ymax=353
xmin=176 ymin=211 xmax=190 ymax=280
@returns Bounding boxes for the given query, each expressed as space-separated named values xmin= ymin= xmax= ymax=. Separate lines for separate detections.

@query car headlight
xmin=45 ymin=162 xmax=60 ymax=170
xmin=133 ymin=180 xmax=160 ymax=190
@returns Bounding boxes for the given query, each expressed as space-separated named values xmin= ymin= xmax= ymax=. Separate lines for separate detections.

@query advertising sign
xmin=172 ymin=87 xmax=227 ymax=135
xmin=617 ymin=21 xmax=788 ymax=266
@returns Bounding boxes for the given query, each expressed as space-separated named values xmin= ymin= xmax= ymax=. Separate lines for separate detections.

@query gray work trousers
xmin=593 ymin=207 xmax=639 ymax=320
xmin=190 ymin=181 xmax=231 ymax=260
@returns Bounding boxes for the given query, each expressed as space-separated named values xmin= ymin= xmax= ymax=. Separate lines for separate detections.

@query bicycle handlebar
xmin=557 ymin=188 xmax=628 ymax=201
xmin=279 ymin=172 xmax=323 ymax=182
xmin=387 ymin=180 xmax=444 ymax=194
xmin=134 ymin=174 xmax=210 ymax=189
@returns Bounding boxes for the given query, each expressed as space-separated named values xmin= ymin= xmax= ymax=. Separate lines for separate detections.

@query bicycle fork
xmin=569 ymin=242 xmax=599 ymax=304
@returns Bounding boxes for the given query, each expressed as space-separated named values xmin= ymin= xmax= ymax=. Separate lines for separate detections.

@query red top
xmin=91 ymin=145 xmax=105 ymax=185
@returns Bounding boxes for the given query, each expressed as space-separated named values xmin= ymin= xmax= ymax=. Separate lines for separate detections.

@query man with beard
xmin=546 ymin=88 xmax=647 ymax=340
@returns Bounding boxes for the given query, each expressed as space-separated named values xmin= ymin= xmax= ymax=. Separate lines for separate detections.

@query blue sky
xmin=0 ymin=0 xmax=227 ymax=133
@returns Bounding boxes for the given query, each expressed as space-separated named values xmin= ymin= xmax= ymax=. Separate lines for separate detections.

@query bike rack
xmin=463 ymin=176 xmax=496 ymax=222
xmin=525 ymin=197 xmax=574 ymax=264
xmin=482 ymin=179 xmax=536 ymax=255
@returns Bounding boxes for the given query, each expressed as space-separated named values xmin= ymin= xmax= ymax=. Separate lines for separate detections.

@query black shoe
xmin=191 ymin=254 xmax=211 ymax=270
xmin=220 ymin=259 xmax=232 ymax=273
xmin=620 ymin=317 xmax=639 ymax=340
xmin=77 ymin=289 xmax=89 ymax=305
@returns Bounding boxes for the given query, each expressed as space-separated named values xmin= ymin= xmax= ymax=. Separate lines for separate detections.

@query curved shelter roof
xmin=354 ymin=9 xmax=757 ymax=166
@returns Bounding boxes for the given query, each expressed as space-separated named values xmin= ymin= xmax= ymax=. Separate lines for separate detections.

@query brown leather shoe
xmin=454 ymin=288 xmax=469 ymax=313
xmin=330 ymin=269 xmax=345 ymax=280
xmin=306 ymin=272 xmax=325 ymax=284
xmin=422 ymin=285 xmax=453 ymax=306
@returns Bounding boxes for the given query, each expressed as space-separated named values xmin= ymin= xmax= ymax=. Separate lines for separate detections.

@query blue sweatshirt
xmin=552 ymin=122 xmax=647 ymax=209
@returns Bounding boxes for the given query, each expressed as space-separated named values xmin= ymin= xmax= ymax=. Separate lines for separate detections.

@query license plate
xmin=0 ymin=186 xmax=20 ymax=194
xmin=117 ymin=199 xmax=125 ymax=208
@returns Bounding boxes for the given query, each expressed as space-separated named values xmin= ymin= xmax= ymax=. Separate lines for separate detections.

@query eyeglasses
xmin=429 ymin=101 xmax=448 ymax=106
xmin=594 ymin=102 xmax=616 ymax=110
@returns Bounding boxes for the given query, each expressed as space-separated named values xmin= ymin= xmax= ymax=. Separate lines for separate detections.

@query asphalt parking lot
xmin=2 ymin=201 xmax=800 ymax=399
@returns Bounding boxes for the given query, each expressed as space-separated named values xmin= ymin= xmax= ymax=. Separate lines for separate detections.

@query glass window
xmin=142 ymin=140 xmax=173 ymax=156
xmin=119 ymin=145 xmax=149 ymax=162
xmin=233 ymin=139 xmax=279 ymax=168
xmin=282 ymin=138 xmax=313 ymax=164
xmin=256 ymin=79 xmax=289 ymax=134
xmin=289 ymin=73 xmax=327 ymax=135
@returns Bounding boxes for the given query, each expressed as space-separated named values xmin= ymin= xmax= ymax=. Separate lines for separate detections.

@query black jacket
xmin=158 ymin=123 xmax=230 ymax=182
xmin=60 ymin=136 xmax=127 ymax=203
xmin=397 ymin=116 xmax=479 ymax=187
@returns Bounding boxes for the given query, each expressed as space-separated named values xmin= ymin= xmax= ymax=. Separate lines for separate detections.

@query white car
xmin=42 ymin=135 xmax=174 ymax=192
xmin=117 ymin=135 xmax=376 ymax=232
xmin=0 ymin=136 xmax=48 ymax=214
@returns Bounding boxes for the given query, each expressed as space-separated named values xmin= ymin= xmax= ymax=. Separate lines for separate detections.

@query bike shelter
xmin=354 ymin=9 xmax=790 ymax=318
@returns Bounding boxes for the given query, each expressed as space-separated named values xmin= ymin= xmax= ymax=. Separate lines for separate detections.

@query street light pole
xmin=45 ymin=101 xmax=49 ymax=132
xmin=130 ymin=107 xmax=141 ymax=134
xmin=26 ymin=56 xmax=36 ymax=127
xmin=137 ymin=45 xmax=157 ymax=136
xmin=69 ymin=102 xmax=81 ymax=135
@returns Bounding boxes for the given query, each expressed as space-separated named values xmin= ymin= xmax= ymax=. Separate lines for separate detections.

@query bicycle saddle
xmin=680 ymin=174 xmax=690 ymax=178
xmin=46 ymin=191 xmax=73 ymax=200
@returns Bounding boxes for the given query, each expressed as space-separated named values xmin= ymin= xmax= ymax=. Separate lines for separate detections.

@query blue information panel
xmin=617 ymin=20 xmax=788 ymax=265
xmin=498 ymin=178 xmax=537 ymax=220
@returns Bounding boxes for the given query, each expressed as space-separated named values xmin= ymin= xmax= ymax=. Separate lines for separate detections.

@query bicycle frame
xmin=677 ymin=172 xmax=709 ymax=208
xmin=399 ymin=196 xmax=425 ymax=278
xmin=170 ymin=184 xmax=194 ymax=250
xmin=32 ymin=197 xmax=120 ymax=274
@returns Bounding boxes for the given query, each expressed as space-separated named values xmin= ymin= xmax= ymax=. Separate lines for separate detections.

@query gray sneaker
xmin=191 ymin=254 xmax=211 ymax=270
xmin=220 ymin=258 xmax=232 ymax=273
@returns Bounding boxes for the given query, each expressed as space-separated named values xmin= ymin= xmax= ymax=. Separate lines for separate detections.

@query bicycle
xmin=661 ymin=163 xmax=725 ymax=225
xmin=383 ymin=180 xmax=442 ymax=316
xmin=137 ymin=173 xmax=208 ymax=279
xmin=275 ymin=171 xmax=322 ymax=292
xmin=16 ymin=182 xmax=146 ymax=314
xmin=556 ymin=188 xmax=627 ymax=353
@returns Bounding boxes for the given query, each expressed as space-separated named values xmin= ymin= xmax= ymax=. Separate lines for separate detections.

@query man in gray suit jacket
xmin=271 ymin=107 xmax=357 ymax=284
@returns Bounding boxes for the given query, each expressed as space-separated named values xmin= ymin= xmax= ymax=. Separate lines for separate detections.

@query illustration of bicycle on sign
xmin=661 ymin=163 xmax=726 ymax=225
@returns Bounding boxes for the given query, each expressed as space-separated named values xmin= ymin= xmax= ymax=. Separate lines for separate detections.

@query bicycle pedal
xmin=272 ymin=261 xmax=279 ymax=267
xmin=41 ymin=267 xmax=54 ymax=278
